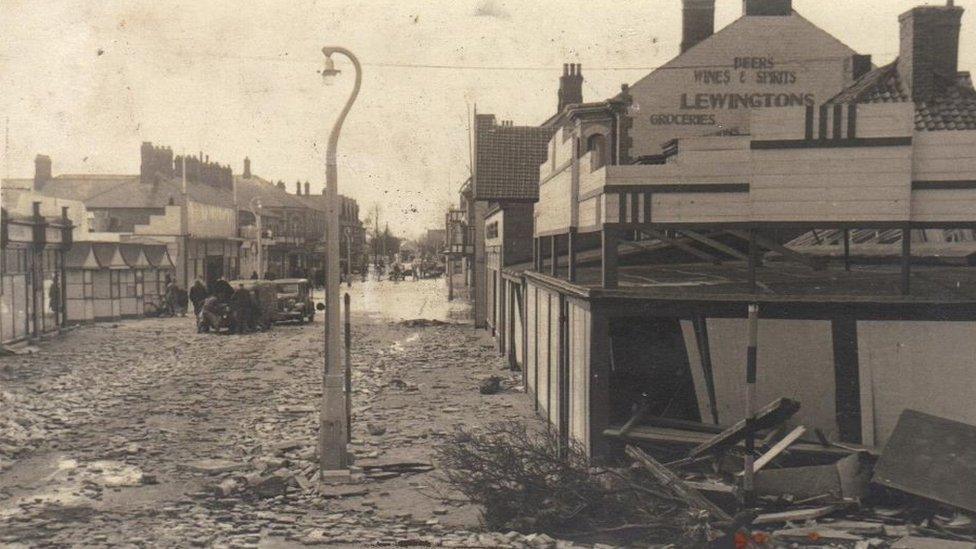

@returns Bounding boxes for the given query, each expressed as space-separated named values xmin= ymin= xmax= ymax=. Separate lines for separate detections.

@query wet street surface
xmin=0 ymin=279 xmax=567 ymax=548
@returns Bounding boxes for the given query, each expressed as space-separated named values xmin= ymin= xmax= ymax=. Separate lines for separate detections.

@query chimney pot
xmin=743 ymin=0 xmax=792 ymax=16
xmin=682 ymin=0 xmax=715 ymax=53
xmin=557 ymin=62 xmax=584 ymax=112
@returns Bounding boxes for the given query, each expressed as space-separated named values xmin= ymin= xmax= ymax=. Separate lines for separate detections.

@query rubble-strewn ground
xmin=0 ymin=278 xmax=584 ymax=548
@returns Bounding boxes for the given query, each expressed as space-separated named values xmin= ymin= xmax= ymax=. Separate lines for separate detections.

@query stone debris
xmin=0 ymin=291 xmax=550 ymax=548
xmin=478 ymin=376 xmax=502 ymax=395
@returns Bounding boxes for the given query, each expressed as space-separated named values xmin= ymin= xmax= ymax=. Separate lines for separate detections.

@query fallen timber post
xmin=625 ymin=445 xmax=732 ymax=522
xmin=688 ymin=397 xmax=801 ymax=459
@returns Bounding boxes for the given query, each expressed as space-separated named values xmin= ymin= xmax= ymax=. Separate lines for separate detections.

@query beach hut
xmin=91 ymin=243 xmax=127 ymax=321
xmin=144 ymin=244 xmax=176 ymax=312
xmin=63 ymin=242 xmax=101 ymax=324
xmin=119 ymin=243 xmax=152 ymax=317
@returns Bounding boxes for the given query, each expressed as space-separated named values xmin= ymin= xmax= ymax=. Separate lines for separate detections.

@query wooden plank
xmin=637 ymin=228 xmax=722 ymax=264
xmin=618 ymin=403 xmax=649 ymax=437
xmin=727 ymin=229 xmax=822 ymax=269
xmin=689 ymin=398 xmax=801 ymax=458
xmin=741 ymin=426 xmax=807 ymax=476
xmin=753 ymin=505 xmax=840 ymax=525
xmin=625 ymin=445 xmax=731 ymax=521
xmin=679 ymin=230 xmax=749 ymax=260
xmin=891 ymin=537 xmax=976 ymax=549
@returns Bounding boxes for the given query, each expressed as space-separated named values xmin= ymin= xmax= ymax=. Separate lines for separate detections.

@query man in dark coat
xmin=189 ymin=279 xmax=208 ymax=318
xmin=229 ymin=284 xmax=253 ymax=334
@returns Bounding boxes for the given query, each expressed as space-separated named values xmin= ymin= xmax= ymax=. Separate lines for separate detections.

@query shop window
xmin=587 ymin=133 xmax=608 ymax=171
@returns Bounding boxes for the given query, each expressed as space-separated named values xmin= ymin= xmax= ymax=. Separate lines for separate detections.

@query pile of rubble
xmin=618 ymin=398 xmax=976 ymax=547
xmin=0 ymin=389 xmax=55 ymax=470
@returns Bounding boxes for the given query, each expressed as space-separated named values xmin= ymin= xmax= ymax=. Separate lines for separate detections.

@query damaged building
xmin=488 ymin=0 xmax=976 ymax=462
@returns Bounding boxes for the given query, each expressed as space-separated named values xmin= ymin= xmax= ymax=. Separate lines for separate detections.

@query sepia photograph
xmin=2 ymin=0 xmax=976 ymax=547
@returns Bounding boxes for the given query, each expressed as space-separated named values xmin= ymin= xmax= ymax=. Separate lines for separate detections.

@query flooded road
xmin=0 ymin=278 xmax=555 ymax=548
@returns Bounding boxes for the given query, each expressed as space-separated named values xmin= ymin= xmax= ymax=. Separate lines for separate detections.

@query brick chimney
xmin=243 ymin=157 xmax=251 ymax=178
xmin=743 ymin=0 xmax=792 ymax=16
xmin=304 ymin=181 xmax=310 ymax=196
xmin=682 ymin=0 xmax=715 ymax=53
xmin=295 ymin=181 xmax=302 ymax=195
xmin=853 ymin=54 xmax=873 ymax=80
xmin=34 ymin=154 xmax=52 ymax=188
xmin=898 ymin=2 xmax=964 ymax=102
xmin=557 ymin=63 xmax=583 ymax=113
xmin=140 ymin=141 xmax=154 ymax=183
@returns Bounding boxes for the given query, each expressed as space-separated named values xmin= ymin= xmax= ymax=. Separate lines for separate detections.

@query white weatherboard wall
xmin=858 ymin=321 xmax=976 ymax=447
xmin=526 ymin=283 xmax=538 ymax=407
xmin=911 ymin=131 xmax=976 ymax=222
xmin=568 ymin=301 xmax=591 ymax=451
xmin=682 ymin=318 xmax=838 ymax=438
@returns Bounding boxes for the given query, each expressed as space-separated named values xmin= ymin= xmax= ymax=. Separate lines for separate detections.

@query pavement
xmin=0 ymin=278 xmax=584 ymax=548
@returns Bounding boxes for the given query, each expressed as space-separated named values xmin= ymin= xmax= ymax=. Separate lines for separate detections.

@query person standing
xmin=230 ymin=284 xmax=252 ymax=334
xmin=189 ymin=279 xmax=208 ymax=318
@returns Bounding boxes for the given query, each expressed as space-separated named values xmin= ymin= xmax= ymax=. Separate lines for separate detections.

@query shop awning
xmin=119 ymin=243 xmax=153 ymax=269
xmin=64 ymin=242 xmax=102 ymax=270
xmin=144 ymin=245 xmax=176 ymax=270
xmin=91 ymin=243 xmax=128 ymax=270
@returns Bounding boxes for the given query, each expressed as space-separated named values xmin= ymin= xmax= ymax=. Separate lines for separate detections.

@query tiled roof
xmin=474 ymin=114 xmax=554 ymax=201
xmin=828 ymin=61 xmax=976 ymax=131
xmin=234 ymin=175 xmax=307 ymax=211
xmin=36 ymin=174 xmax=237 ymax=210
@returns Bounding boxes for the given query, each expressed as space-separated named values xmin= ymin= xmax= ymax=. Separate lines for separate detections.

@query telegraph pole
xmin=181 ymin=155 xmax=189 ymax=287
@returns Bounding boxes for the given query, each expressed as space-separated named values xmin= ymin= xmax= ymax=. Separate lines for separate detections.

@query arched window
xmin=587 ymin=133 xmax=608 ymax=170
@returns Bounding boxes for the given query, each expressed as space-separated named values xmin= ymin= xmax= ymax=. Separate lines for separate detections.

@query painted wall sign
xmin=626 ymin=15 xmax=858 ymax=152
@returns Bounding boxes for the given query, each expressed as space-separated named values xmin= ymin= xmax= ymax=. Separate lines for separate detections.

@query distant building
xmin=455 ymin=113 xmax=553 ymax=330
xmin=22 ymin=143 xmax=241 ymax=288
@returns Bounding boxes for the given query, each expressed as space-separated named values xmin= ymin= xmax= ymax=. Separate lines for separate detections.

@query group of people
xmin=192 ymin=278 xmax=264 ymax=334
xmin=155 ymin=275 xmax=262 ymax=334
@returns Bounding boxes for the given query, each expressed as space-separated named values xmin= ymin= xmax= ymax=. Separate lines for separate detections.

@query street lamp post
xmin=249 ymin=197 xmax=263 ymax=278
xmin=319 ymin=46 xmax=361 ymax=475
xmin=344 ymin=227 xmax=353 ymax=288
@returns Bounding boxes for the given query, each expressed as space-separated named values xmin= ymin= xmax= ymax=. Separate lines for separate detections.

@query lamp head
xmin=321 ymin=49 xmax=341 ymax=84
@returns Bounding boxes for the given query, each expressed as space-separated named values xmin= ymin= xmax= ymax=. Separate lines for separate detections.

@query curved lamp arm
xmin=322 ymin=47 xmax=362 ymax=182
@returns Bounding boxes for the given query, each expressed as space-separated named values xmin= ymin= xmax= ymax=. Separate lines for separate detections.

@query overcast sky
xmin=2 ymin=0 xmax=972 ymax=238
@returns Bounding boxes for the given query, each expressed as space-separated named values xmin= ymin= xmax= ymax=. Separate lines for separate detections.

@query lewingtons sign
xmin=650 ymin=57 xmax=814 ymax=126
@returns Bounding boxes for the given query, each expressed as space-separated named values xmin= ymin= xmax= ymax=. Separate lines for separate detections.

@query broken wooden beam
xmin=625 ymin=445 xmax=732 ymax=521
xmin=689 ymin=398 xmax=801 ymax=458
xmin=618 ymin=403 xmax=650 ymax=437
xmin=639 ymin=228 xmax=722 ymax=264
xmin=679 ymin=230 xmax=749 ymax=260
xmin=752 ymin=505 xmax=841 ymax=525
xmin=727 ymin=229 xmax=826 ymax=270
xmin=742 ymin=426 xmax=807 ymax=476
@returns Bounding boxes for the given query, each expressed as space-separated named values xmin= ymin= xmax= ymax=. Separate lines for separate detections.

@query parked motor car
xmin=273 ymin=278 xmax=315 ymax=323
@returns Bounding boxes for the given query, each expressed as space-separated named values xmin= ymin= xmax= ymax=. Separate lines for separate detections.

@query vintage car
xmin=273 ymin=278 xmax=315 ymax=323
xmin=226 ymin=280 xmax=277 ymax=330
